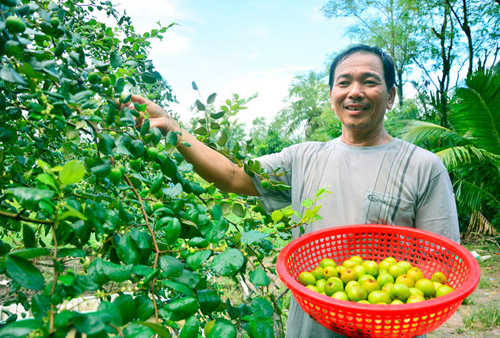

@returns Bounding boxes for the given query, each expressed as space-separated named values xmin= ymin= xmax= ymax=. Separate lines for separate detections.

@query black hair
xmin=328 ymin=45 xmax=396 ymax=91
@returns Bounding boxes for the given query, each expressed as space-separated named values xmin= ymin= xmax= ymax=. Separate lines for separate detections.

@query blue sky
xmin=114 ymin=0 xmax=353 ymax=128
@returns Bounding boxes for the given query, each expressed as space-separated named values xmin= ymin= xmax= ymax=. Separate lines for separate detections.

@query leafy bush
xmin=0 ymin=1 xmax=321 ymax=337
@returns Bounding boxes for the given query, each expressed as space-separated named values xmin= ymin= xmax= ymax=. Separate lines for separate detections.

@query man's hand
xmin=130 ymin=94 xmax=180 ymax=136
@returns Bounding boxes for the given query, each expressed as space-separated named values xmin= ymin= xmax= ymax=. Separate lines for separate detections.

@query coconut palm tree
xmin=399 ymin=68 xmax=500 ymax=230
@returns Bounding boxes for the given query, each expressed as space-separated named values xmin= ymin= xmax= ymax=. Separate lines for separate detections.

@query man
xmin=132 ymin=45 xmax=460 ymax=338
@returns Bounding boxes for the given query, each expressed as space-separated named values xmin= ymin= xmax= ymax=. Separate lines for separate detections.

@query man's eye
xmin=337 ymin=81 xmax=349 ymax=86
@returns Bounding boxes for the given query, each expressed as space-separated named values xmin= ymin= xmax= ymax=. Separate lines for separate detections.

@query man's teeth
xmin=346 ymin=106 xmax=365 ymax=110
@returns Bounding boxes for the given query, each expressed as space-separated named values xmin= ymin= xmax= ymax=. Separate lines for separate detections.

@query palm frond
xmin=452 ymin=177 xmax=500 ymax=213
xmin=450 ymin=70 xmax=500 ymax=154
xmin=399 ymin=120 xmax=464 ymax=147
xmin=436 ymin=146 xmax=499 ymax=171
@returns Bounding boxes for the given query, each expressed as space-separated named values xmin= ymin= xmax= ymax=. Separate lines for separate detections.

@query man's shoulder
xmin=394 ymin=139 xmax=446 ymax=172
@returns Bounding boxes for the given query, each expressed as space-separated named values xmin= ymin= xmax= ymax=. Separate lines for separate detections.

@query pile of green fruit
xmin=297 ymin=256 xmax=454 ymax=304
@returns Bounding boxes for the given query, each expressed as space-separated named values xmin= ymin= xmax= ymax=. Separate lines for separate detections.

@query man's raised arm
xmin=130 ymin=95 xmax=259 ymax=196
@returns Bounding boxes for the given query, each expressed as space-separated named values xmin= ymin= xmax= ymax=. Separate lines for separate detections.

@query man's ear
xmin=329 ymin=90 xmax=334 ymax=111
xmin=387 ymin=86 xmax=396 ymax=110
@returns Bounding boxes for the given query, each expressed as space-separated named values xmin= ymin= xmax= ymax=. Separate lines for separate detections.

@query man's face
xmin=330 ymin=52 xmax=396 ymax=137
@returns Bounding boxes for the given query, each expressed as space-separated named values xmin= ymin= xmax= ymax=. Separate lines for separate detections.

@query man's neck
xmin=341 ymin=129 xmax=393 ymax=147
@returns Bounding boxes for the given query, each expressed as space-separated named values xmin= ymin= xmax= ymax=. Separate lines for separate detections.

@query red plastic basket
xmin=277 ymin=224 xmax=480 ymax=338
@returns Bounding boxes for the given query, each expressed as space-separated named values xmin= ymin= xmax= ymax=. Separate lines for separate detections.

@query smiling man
xmin=131 ymin=44 xmax=460 ymax=338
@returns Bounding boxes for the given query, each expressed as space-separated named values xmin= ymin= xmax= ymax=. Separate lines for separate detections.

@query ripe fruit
xmin=340 ymin=268 xmax=358 ymax=284
xmin=368 ymin=290 xmax=391 ymax=304
xmin=343 ymin=259 xmax=358 ymax=268
xmin=407 ymin=294 xmax=426 ymax=303
xmin=362 ymin=260 xmax=379 ymax=276
xmin=435 ymin=285 xmax=454 ymax=297
xmin=431 ymin=271 xmax=448 ymax=285
xmin=378 ymin=259 xmax=395 ymax=272
xmin=415 ymin=278 xmax=436 ymax=298
xmin=396 ymin=261 xmax=412 ymax=273
xmin=345 ymin=280 xmax=360 ymax=291
xmin=310 ymin=266 xmax=324 ymax=281
xmin=377 ymin=272 xmax=394 ymax=287
xmin=319 ymin=258 xmax=337 ymax=268
xmin=306 ymin=285 xmax=318 ymax=293
xmin=407 ymin=267 xmax=424 ymax=282
xmin=350 ymin=255 xmax=363 ymax=265
xmin=332 ymin=291 xmax=349 ymax=301
xmin=315 ymin=279 xmax=327 ymax=294
xmin=347 ymin=284 xmax=367 ymax=302
xmin=323 ymin=266 xmax=338 ymax=279
xmin=389 ymin=283 xmax=411 ymax=302
xmin=325 ymin=278 xmax=343 ymax=296
xmin=352 ymin=265 xmax=366 ymax=277
xmin=388 ymin=264 xmax=405 ymax=279
xmin=297 ymin=272 xmax=316 ymax=286
xmin=395 ymin=274 xmax=415 ymax=288
xmin=358 ymin=274 xmax=376 ymax=285
xmin=361 ymin=279 xmax=380 ymax=294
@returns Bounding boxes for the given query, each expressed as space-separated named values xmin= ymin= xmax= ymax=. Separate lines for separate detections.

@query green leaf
xmin=159 ymin=255 xmax=184 ymax=278
xmin=114 ymin=234 xmax=140 ymax=265
xmin=207 ymin=93 xmax=217 ymax=104
xmin=156 ymin=216 xmax=181 ymax=245
xmin=0 ymin=66 xmax=27 ymax=85
xmin=110 ymin=51 xmax=123 ymax=68
xmin=22 ymin=224 xmax=35 ymax=248
xmin=113 ymin=294 xmax=135 ymax=324
xmin=5 ymin=255 xmax=45 ymax=290
xmin=210 ymin=111 xmax=225 ymax=119
xmin=240 ymin=231 xmax=268 ymax=245
xmin=194 ymin=127 xmax=208 ymax=135
xmin=134 ymin=295 xmax=155 ymax=321
xmin=250 ymin=297 xmax=274 ymax=319
xmin=186 ymin=250 xmax=212 ymax=270
xmin=35 ymin=173 xmax=58 ymax=191
xmin=179 ymin=315 xmax=200 ymax=338
xmin=197 ymin=289 xmax=221 ymax=315
xmin=232 ymin=203 xmax=246 ymax=218
xmin=247 ymin=321 xmax=274 ymax=338
xmin=211 ymin=248 xmax=245 ymax=277
xmin=163 ymin=280 xmax=196 ymax=297
xmin=134 ymin=322 xmax=171 ymax=338
xmin=164 ymin=297 xmax=199 ymax=320
xmin=0 ymin=319 xmax=42 ymax=338
xmin=195 ymin=99 xmax=206 ymax=111
xmin=6 ymin=187 xmax=55 ymax=206
xmin=208 ymin=319 xmax=237 ymax=338
xmin=163 ymin=183 xmax=183 ymax=197
xmin=98 ymin=133 xmax=115 ymax=155
xmin=60 ymin=160 xmax=85 ymax=185
xmin=7 ymin=248 xmax=49 ymax=259
xmin=301 ymin=198 xmax=313 ymax=208
xmin=271 ymin=210 xmax=283 ymax=222
xmin=191 ymin=81 xmax=198 ymax=90
xmin=249 ymin=268 xmax=271 ymax=287
xmin=141 ymin=72 xmax=157 ymax=84
xmin=73 ymin=311 xmax=110 ymax=335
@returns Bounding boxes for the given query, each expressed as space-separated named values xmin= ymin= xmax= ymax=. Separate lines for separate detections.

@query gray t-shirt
xmin=251 ymin=137 xmax=460 ymax=338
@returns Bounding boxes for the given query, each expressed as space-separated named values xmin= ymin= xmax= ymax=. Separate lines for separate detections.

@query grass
xmin=463 ymin=304 xmax=500 ymax=330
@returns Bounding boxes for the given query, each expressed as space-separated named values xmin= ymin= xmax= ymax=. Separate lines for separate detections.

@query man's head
xmin=329 ymin=45 xmax=396 ymax=92
xmin=328 ymin=45 xmax=397 ymax=144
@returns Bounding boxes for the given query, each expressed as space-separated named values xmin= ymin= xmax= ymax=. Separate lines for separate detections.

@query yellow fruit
xmin=431 ymin=271 xmax=448 ymax=285
xmin=101 ymin=75 xmax=111 ymax=87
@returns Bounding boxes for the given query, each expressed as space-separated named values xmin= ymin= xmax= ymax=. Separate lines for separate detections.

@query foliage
xmin=277 ymin=70 xmax=337 ymax=141
xmin=0 ymin=1 xmax=329 ymax=337
xmin=400 ymin=68 xmax=500 ymax=225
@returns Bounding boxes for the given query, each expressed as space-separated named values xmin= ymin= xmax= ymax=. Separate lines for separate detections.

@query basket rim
xmin=277 ymin=224 xmax=481 ymax=315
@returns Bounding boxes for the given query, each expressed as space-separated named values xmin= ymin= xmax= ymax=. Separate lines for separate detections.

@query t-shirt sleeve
xmin=414 ymin=163 xmax=461 ymax=244
xmin=251 ymin=146 xmax=294 ymax=213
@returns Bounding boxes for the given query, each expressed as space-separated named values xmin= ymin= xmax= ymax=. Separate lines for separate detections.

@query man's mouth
xmin=345 ymin=105 xmax=366 ymax=111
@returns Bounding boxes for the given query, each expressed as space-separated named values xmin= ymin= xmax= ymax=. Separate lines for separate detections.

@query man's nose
xmin=348 ymin=82 xmax=364 ymax=99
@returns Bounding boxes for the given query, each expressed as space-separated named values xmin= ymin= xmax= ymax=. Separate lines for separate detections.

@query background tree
xmin=277 ymin=70 xmax=333 ymax=140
